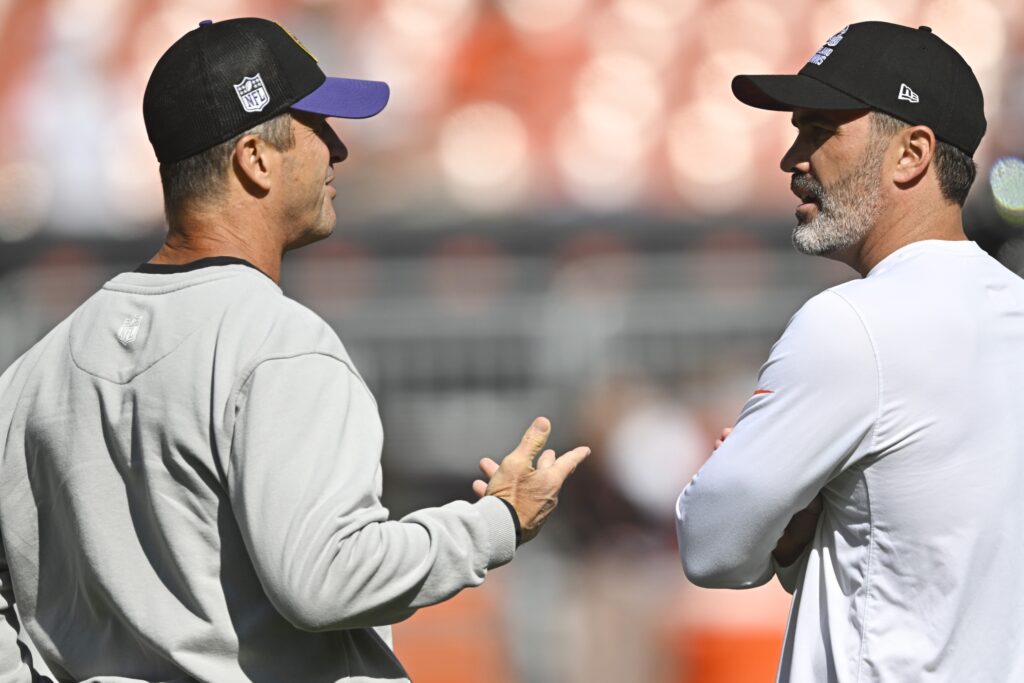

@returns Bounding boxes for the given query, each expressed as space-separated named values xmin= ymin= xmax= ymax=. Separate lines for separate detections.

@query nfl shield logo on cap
xmin=234 ymin=73 xmax=270 ymax=113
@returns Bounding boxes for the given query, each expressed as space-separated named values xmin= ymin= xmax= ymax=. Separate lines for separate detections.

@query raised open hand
xmin=472 ymin=417 xmax=590 ymax=544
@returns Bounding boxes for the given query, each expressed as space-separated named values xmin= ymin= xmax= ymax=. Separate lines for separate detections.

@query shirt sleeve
xmin=0 ymin=534 xmax=51 ymax=683
xmin=675 ymin=290 xmax=879 ymax=589
xmin=227 ymin=352 xmax=517 ymax=632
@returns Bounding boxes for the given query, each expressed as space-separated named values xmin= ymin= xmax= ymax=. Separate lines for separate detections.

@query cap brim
xmin=291 ymin=77 xmax=390 ymax=119
xmin=732 ymin=74 xmax=868 ymax=111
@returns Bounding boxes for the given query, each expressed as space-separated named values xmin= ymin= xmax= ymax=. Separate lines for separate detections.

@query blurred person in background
xmin=0 ymin=18 xmax=588 ymax=683
xmin=676 ymin=21 xmax=1024 ymax=681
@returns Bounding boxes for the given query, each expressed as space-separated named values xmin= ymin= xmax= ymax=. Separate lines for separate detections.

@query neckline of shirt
xmin=134 ymin=256 xmax=269 ymax=279
xmin=867 ymin=239 xmax=982 ymax=278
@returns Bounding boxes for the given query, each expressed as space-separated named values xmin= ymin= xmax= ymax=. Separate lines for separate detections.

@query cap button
xmin=918 ymin=25 xmax=932 ymax=32
xmin=199 ymin=19 xmax=213 ymax=27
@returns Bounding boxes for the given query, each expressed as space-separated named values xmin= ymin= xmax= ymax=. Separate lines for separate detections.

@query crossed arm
xmin=675 ymin=292 xmax=879 ymax=589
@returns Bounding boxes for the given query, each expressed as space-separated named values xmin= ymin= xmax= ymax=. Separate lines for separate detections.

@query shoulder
xmin=260 ymin=295 xmax=346 ymax=357
xmin=207 ymin=272 xmax=344 ymax=357
xmin=766 ymin=289 xmax=877 ymax=385
xmin=783 ymin=288 xmax=870 ymax=346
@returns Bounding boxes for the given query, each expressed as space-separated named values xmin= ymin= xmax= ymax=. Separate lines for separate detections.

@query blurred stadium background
xmin=1 ymin=0 xmax=1022 ymax=680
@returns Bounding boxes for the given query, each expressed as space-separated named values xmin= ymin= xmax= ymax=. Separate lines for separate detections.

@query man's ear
xmin=232 ymin=134 xmax=275 ymax=196
xmin=892 ymin=125 xmax=936 ymax=186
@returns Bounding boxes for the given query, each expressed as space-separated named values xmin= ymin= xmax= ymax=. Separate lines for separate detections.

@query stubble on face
xmin=790 ymin=130 xmax=889 ymax=257
xmin=281 ymin=116 xmax=337 ymax=250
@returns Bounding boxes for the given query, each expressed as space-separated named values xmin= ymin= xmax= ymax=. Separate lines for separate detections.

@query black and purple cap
xmin=143 ymin=18 xmax=390 ymax=163
xmin=732 ymin=21 xmax=986 ymax=156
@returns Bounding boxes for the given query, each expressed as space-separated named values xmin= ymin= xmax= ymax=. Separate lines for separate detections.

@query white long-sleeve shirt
xmin=0 ymin=260 xmax=516 ymax=683
xmin=677 ymin=240 xmax=1024 ymax=682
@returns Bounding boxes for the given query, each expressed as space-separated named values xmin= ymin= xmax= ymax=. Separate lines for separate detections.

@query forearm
xmin=675 ymin=469 xmax=783 ymax=589
xmin=230 ymin=353 xmax=517 ymax=632
xmin=248 ymin=496 xmax=515 ymax=631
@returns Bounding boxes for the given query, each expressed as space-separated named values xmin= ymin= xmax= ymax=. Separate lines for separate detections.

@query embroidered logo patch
xmin=234 ymin=74 xmax=270 ymax=113
xmin=808 ymin=25 xmax=849 ymax=66
xmin=898 ymin=83 xmax=920 ymax=103
xmin=117 ymin=314 xmax=143 ymax=347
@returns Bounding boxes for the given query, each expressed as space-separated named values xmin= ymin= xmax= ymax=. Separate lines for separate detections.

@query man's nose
xmin=780 ymin=141 xmax=810 ymax=174
xmin=323 ymin=123 xmax=348 ymax=164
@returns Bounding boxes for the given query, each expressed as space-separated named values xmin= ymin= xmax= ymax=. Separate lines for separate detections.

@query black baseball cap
xmin=144 ymin=18 xmax=390 ymax=163
xmin=732 ymin=21 xmax=986 ymax=156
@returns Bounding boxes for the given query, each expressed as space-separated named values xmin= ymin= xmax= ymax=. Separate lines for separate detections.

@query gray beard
xmin=791 ymin=142 xmax=885 ymax=257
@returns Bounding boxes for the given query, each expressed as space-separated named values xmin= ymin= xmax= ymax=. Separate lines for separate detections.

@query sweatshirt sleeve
xmin=675 ymin=291 xmax=879 ymax=589
xmin=0 ymin=536 xmax=51 ymax=683
xmin=227 ymin=352 xmax=516 ymax=632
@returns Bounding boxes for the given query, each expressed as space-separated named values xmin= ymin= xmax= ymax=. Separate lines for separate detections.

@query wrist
xmin=495 ymin=496 xmax=523 ymax=546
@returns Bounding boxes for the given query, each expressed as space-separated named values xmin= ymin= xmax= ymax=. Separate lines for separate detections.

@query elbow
xmin=676 ymin=516 xmax=770 ymax=590
xmin=680 ymin=552 xmax=768 ymax=589
xmin=271 ymin=592 xmax=336 ymax=632
xmin=678 ymin=537 xmax=737 ymax=588
xmin=272 ymin=590 xmax=412 ymax=632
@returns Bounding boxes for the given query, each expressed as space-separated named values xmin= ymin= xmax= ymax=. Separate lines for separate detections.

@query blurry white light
xmin=588 ymin=4 xmax=678 ymax=66
xmin=991 ymin=157 xmax=1024 ymax=226
xmin=0 ymin=162 xmax=50 ymax=241
xmin=381 ymin=0 xmax=477 ymax=40
xmin=499 ymin=0 xmax=589 ymax=34
xmin=438 ymin=102 xmax=531 ymax=211
xmin=811 ymin=0 xmax=915 ymax=45
xmin=104 ymin=104 xmax=163 ymax=227
xmin=574 ymin=52 xmax=665 ymax=146
xmin=554 ymin=114 xmax=646 ymax=210
xmin=606 ymin=401 xmax=707 ymax=520
xmin=701 ymin=0 xmax=788 ymax=66
xmin=359 ymin=18 xmax=446 ymax=122
xmin=693 ymin=49 xmax=773 ymax=103
xmin=612 ymin=0 xmax=695 ymax=31
xmin=922 ymin=0 xmax=1006 ymax=73
xmin=49 ymin=0 xmax=130 ymax=47
xmin=666 ymin=99 xmax=757 ymax=213
xmin=133 ymin=8 xmax=211 ymax=85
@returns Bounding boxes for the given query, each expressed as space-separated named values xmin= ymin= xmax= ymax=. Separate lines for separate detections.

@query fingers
xmin=509 ymin=417 xmax=551 ymax=463
xmin=714 ymin=426 xmax=733 ymax=450
xmin=478 ymin=457 xmax=499 ymax=478
xmin=537 ymin=449 xmax=556 ymax=469
xmin=551 ymin=446 xmax=591 ymax=480
xmin=472 ymin=479 xmax=487 ymax=497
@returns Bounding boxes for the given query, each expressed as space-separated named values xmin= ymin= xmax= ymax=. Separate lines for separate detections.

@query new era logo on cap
xmin=898 ymin=83 xmax=919 ymax=103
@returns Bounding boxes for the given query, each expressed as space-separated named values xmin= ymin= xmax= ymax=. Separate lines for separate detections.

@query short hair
xmin=869 ymin=111 xmax=977 ymax=206
xmin=159 ymin=112 xmax=295 ymax=220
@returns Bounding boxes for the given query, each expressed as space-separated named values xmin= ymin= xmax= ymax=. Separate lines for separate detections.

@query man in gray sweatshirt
xmin=0 ymin=18 xmax=589 ymax=683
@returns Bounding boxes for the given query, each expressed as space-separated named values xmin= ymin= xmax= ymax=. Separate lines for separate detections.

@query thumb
xmin=508 ymin=417 xmax=551 ymax=463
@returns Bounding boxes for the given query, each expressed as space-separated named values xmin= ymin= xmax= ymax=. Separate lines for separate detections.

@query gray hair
xmin=159 ymin=112 xmax=295 ymax=221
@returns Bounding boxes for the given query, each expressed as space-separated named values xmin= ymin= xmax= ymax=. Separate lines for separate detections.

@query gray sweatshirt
xmin=0 ymin=261 xmax=516 ymax=683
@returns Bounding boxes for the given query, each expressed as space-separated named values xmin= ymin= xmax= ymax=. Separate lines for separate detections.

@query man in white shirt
xmin=0 ymin=18 xmax=589 ymax=682
xmin=676 ymin=21 xmax=1024 ymax=682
